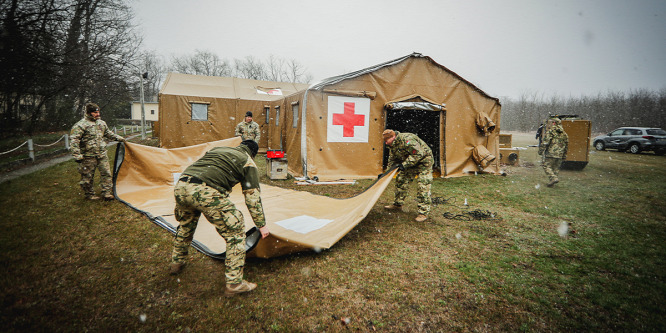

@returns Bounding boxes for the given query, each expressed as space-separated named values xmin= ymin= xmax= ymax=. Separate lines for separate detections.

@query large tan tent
xmin=268 ymin=53 xmax=502 ymax=180
xmin=158 ymin=73 xmax=309 ymax=149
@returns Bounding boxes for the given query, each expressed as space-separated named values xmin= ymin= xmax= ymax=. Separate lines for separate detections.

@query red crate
xmin=266 ymin=150 xmax=284 ymax=158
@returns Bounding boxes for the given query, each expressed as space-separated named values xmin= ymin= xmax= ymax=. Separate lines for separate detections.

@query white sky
xmin=131 ymin=0 xmax=666 ymax=100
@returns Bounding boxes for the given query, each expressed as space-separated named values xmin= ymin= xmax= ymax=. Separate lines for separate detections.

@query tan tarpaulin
xmin=158 ymin=73 xmax=309 ymax=149
xmin=112 ymin=138 xmax=397 ymax=259
xmin=268 ymin=53 xmax=502 ymax=181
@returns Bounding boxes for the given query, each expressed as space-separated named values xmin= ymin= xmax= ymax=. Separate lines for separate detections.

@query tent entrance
xmin=383 ymin=101 xmax=446 ymax=174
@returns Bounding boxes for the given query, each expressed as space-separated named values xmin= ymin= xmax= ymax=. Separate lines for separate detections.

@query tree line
xmin=0 ymin=0 xmax=312 ymax=138
xmin=500 ymin=88 xmax=666 ymax=134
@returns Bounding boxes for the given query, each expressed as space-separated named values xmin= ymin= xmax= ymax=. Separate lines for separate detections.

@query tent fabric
xmin=472 ymin=145 xmax=496 ymax=169
xmin=112 ymin=138 xmax=397 ymax=259
xmin=270 ymin=53 xmax=502 ymax=181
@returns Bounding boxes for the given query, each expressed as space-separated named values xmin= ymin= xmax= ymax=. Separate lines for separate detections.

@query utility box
xmin=499 ymin=147 xmax=520 ymax=165
xmin=266 ymin=156 xmax=288 ymax=180
xmin=538 ymin=115 xmax=591 ymax=170
xmin=499 ymin=134 xmax=513 ymax=148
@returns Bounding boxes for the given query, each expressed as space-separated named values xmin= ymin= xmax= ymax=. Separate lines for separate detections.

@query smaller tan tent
xmin=158 ymin=73 xmax=309 ymax=149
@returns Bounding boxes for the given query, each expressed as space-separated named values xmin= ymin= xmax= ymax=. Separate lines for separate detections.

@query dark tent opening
xmin=383 ymin=105 xmax=444 ymax=172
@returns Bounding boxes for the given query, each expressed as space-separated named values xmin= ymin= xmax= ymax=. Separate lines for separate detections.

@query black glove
xmin=397 ymin=164 xmax=405 ymax=171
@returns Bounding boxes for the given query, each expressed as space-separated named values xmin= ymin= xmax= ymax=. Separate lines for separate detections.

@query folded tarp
xmin=112 ymin=138 xmax=397 ymax=259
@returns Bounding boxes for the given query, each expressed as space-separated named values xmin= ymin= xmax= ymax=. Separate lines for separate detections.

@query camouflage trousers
xmin=542 ymin=156 xmax=563 ymax=182
xmin=393 ymin=155 xmax=434 ymax=215
xmin=172 ymin=180 xmax=246 ymax=284
xmin=77 ymin=155 xmax=113 ymax=197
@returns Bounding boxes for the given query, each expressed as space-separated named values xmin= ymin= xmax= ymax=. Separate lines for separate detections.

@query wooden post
xmin=28 ymin=139 xmax=35 ymax=161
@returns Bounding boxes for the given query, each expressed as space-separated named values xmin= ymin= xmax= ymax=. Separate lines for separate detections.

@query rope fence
xmin=1 ymin=125 xmax=152 ymax=163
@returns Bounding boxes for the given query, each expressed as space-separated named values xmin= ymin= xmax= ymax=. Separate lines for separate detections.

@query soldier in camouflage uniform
xmin=70 ymin=103 xmax=126 ymax=200
xmin=382 ymin=129 xmax=434 ymax=222
xmin=170 ymin=140 xmax=270 ymax=297
xmin=538 ymin=118 xmax=569 ymax=187
xmin=235 ymin=111 xmax=261 ymax=143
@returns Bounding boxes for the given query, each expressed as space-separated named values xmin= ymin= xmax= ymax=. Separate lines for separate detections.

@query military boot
xmin=224 ymin=280 xmax=257 ymax=297
xmin=86 ymin=195 xmax=101 ymax=200
xmin=415 ymin=214 xmax=428 ymax=222
xmin=102 ymin=193 xmax=115 ymax=201
xmin=547 ymin=179 xmax=559 ymax=187
xmin=169 ymin=262 xmax=185 ymax=275
xmin=384 ymin=204 xmax=403 ymax=211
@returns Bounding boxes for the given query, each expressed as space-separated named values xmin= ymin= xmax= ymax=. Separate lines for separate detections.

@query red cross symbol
xmin=332 ymin=102 xmax=365 ymax=137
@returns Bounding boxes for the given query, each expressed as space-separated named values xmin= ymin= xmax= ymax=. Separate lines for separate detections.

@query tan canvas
xmin=113 ymin=139 xmax=397 ymax=259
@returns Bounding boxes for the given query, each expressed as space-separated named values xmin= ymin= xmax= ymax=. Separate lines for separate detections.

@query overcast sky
xmin=131 ymin=0 xmax=666 ymax=100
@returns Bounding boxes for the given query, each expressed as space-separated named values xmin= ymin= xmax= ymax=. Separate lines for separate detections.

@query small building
xmin=130 ymin=101 xmax=159 ymax=122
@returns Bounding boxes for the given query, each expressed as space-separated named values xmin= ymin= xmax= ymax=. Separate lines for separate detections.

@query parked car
xmin=593 ymin=127 xmax=666 ymax=155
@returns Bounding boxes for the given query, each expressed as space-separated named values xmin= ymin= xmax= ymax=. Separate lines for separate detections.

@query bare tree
xmin=170 ymin=49 xmax=231 ymax=77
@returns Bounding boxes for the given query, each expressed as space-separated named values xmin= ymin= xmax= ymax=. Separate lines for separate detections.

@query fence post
xmin=28 ymin=139 xmax=35 ymax=161
xmin=64 ymin=134 xmax=70 ymax=150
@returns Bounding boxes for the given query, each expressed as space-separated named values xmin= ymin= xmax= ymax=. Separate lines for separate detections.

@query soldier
xmin=235 ymin=111 xmax=261 ymax=143
xmin=170 ymin=140 xmax=270 ymax=297
xmin=538 ymin=118 xmax=569 ymax=187
xmin=70 ymin=102 xmax=126 ymax=200
xmin=382 ymin=129 xmax=434 ymax=222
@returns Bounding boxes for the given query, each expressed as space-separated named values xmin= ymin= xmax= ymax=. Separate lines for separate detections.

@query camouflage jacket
xmin=539 ymin=125 xmax=569 ymax=158
xmin=235 ymin=121 xmax=261 ymax=142
xmin=70 ymin=114 xmax=124 ymax=160
xmin=182 ymin=145 xmax=266 ymax=227
xmin=387 ymin=131 xmax=433 ymax=169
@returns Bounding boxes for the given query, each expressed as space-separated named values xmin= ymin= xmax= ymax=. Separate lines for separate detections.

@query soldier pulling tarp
xmin=112 ymin=137 xmax=397 ymax=259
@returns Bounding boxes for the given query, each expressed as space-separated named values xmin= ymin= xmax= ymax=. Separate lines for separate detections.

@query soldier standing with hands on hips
xmin=169 ymin=140 xmax=270 ymax=297
xmin=538 ymin=118 xmax=569 ymax=187
xmin=382 ymin=129 xmax=434 ymax=222
xmin=70 ymin=102 xmax=126 ymax=200
xmin=235 ymin=111 xmax=261 ymax=143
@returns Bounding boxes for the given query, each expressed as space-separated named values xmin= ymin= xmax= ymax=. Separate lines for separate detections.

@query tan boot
xmin=547 ymin=179 xmax=559 ymax=187
xmin=384 ymin=204 xmax=403 ymax=211
xmin=224 ymin=280 xmax=257 ymax=297
xmin=103 ymin=194 xmax=115 ymax=200
xmin=169 ymin=262 xmax=185 ymax=275
xmin=86 ymin=195 xmax=100 ymax=200
xmin=415 ymin=214 xmax=428 ymax=222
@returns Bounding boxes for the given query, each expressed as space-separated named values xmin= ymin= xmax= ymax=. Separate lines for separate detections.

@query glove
xmin=397 ymin=164 xmax=405 ymax=171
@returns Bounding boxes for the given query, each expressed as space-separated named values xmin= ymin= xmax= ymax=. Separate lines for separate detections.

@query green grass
xmin=0 ymin=133 xmax=664 ymax=332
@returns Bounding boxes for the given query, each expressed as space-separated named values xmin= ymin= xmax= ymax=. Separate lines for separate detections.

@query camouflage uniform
xmin=387 ymin=131 xmax=434 ymax=215
xmin=235 ymin=121 xmax=261 ymax=142
xmin=70 ymin=113 xmax=124 ymax=198
xmin=172 ymin=145 xmax=266 ymax=284
xmin=538 ymin=119 xmax=569 ymax=184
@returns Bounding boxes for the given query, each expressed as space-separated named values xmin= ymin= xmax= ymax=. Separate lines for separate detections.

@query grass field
xmin=0 ymin=133 xmax=664 ymax=332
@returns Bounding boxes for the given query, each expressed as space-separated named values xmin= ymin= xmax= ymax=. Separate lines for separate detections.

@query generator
xmin=538 ymin=115 xmax=591 ymax=170
xmin=499 ymin=147 xmax=520 ymax=165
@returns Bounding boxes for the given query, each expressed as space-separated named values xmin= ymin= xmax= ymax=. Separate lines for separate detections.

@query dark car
xmin=593 ymin=127 xmax=666 ymax=155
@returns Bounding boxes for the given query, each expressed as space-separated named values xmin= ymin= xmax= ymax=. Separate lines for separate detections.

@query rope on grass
xmin=442 ymin=209 xmax=501 ymax=221
xmin=0 ymin=141 xmax=28 ymax=155
xmin=33 ymin=134 xmax=66 ymax=147
xmin=432 ymin=196 xmax=456 ymax=205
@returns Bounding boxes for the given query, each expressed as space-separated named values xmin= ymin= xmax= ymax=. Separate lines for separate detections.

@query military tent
xmin=158 ymin=73 xmax=309 ymax=149
xmin=268 ymin=53 xmax=502 ymax=180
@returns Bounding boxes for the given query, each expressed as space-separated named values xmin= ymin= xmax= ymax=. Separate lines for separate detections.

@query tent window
xmin=191 ymin=103 xmax=208 ymax=121
xmin=275 ymin=106 xmax=280 ymax=126
xmin=264 ymin=106 xmax=270 ymax=124
xmin=292 ymin=102 xmax=299 ymax=128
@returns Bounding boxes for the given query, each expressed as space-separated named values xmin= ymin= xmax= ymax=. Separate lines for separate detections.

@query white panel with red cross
xmin=326 ymin=96 xmax=370 ymax=143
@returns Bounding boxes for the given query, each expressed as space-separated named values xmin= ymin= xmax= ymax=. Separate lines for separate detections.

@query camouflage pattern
xmin=538 ymin=120 xmax=569 ymax=158
xmin=70 ymin=114 xmax=124 ymax=160
xmin=542 ymin=157 xmax=563 ymax=182
xmin=387 ymin=131 xmax=434 ymax=215
xmin=538 ymin=119 xmax=569 ymax=182
xmin=172 ymin=181 xmax=246 ymax=284
xmin=77 ymin=155 xmax=113 ymax=197
xmin=70 ymin=113 xmax=124 ymax=197
xmin=235 ymin=120 xmax=261 ymax=142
